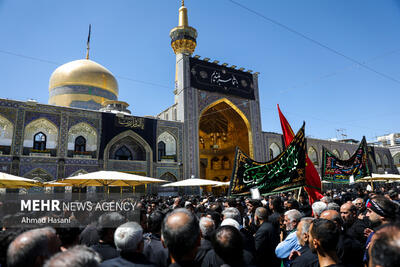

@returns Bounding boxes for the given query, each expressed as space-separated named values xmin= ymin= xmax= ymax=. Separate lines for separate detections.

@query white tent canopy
xmin=58 ymin=171 xmax=167 ymax=187
xmin=0 ymin=172 xmax=41 ymax=188
xmin=162 ymin=178 xmax=226 ymax=187
xmin=357 ymin=173 xmax=400 ymax=182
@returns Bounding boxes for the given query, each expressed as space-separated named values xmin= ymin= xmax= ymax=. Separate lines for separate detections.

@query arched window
xmin=74 ymin=136 xmax=86 ymax=152
xmin=211 ymin=157 xmax=221 ymax=170
xmin=33 ymin=132 xmax=46 ymax=151
xmin=158 ymin=141 xmax=166 ymax=161
xmin=343 ymin=150 xmax=350 ymax=160
xmin=376 ymin=154 xmax=382 ymax=167
xmin=308 ymin=147 xmax=318 ymax=165
xmin=332 ymin=149 xmax=340 ymax=158
xmin=115 ymin=146 xmax=132 ymax=160
xmin=222 ymin=156 xmax=230 ymax=169
xmin=383 ymin=155 xmax=390 ymax=168
xmin=394 ymin=153 xmax=400 ymax=165
xmin=269 ymin=143 xmax=281 ymax=160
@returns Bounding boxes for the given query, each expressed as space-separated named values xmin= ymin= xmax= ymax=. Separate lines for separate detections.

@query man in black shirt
xmin=100 ymin=222 xmax=155 ymax=267
xmin=91 ymin=212 xmax=125 ymax=261
xmin=254 ymin=207 xmax=280 ymax=267
xmin=162 ymin=208 xmax=201 ymax=267
xmin=340 ymin=202 xmax=368 ymax=245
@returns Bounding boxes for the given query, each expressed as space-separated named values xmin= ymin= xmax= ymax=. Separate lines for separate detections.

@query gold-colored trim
xmin=171 ymin=39 xmax=197 ymax=55
xmin=198 ymin=98 xmax=254 ymax=159
xmin=49 ymin=94 xmax=107 ymax=107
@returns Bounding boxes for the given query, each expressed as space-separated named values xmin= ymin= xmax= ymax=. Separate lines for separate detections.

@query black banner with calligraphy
xmin=189 ymin=57 xmax=255 ymax=100
xmin=321 ymin=137 xmax=370 ymax=183
xmin=229 ymin=123 xmax=306 ymax=196
xmin=99 ymin=113 xmax=157 ymax=161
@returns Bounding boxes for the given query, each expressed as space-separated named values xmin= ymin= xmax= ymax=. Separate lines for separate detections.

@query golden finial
xmin=86 ymin=24 xmax=91 ymax=60
xmin=179 ymin=2 xmax=188 ymax=27
xmin=170 ymin=0 xmax=197 ymax=55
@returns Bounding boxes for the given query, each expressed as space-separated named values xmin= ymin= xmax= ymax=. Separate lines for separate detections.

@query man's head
xmin=114 ymin=222 xmax=143 ymax=253
xmin=353 ymin=198 xmax=364 ymax=211
xmin=340 ymin=202 xmax=357 ymax=226
xmin=44 ymin=245 xmax=101 ymax=267
xmin=221 ymin=207 xmax=242 ymax=225
xmin=284 ymin=209 xmax=302 ymax=231
xmin=308 ymin=219 xmax=339 ymax=255
xmin=299 ymin=195 xmax=307 ymax=204
xmin=212 ymin=225 xmax=243 ymax=266
xmin=369 ymin=224 xmax=400 ymax=267
xmin=254 ymin=207 xmax=268 ymax=225
xmin=147 ymin=211 xmax=164 ymax=235
xmin=7 ymin=227 xmax=61 ymax=267
xmin=320 ymin=210 xmax=342 ymax=230
xmin=97 ymin=212 xmax=125 ymax=243
xmin=296 ymin=217 xmax=314 ymax=246
xmin=161 ymin=208 xmax=200 ymax=262
xmin=366 ymin=196 xmax=398 ymax=228
xmin=311 ymin=201 xmax=327 ymax=218
xmin=320 ymin=196 xmax=332 ymax=204
xmin=199 ymin=217 xmax=215 ymax=240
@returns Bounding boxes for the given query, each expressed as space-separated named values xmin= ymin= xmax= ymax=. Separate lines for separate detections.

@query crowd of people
xmin=1 ymin=184 xmax=400 ymax=267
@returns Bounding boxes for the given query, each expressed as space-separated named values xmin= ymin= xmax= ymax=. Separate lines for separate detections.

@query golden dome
xmin=49 ymin=59 xmax=118 ymax=95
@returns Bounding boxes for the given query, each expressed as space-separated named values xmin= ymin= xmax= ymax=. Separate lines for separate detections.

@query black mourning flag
xmin=229 ymin=123 xmax=306 ymax=196
xmin=321 ymin=137 xmax=370 ymax=183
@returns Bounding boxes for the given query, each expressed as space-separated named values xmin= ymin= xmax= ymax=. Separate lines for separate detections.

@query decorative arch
xmin=68 ymin=122 xmax=98 ymax=151
xmin=24 ymin=118 xmax=58 ymax=149
xmin=332 ymin=149 xmax=340 ymax=158
xmin=23 ymin=168 xmax=53 ymax=182
xmin=198 ymin=98 xmax=252 ymax=181
xmin=160 ymin=172 xmax=177 ymax=182
xmin=157 ymin=131 xmax=177 ymax=161
xmin=269 ymin=143 xmax=281 ymax=160
xmin=115 ymin=145 xmax=133 ymax=160
xmin=343 ymin=150 xmax=350 ymax=160
xmin=369 ymin=155 xmax=377 ymax=172
xmin=393 ymin=153 xmax=400 ymax=166
xmin=0 ymin=115 xmax=14 ymax=147
xmin=199 ymin=98 xmax=253 ymax=158
xmin=104 ymin=130 xmax=153 ymax=162
xmin=383 ymin=154 xmax=390 ymax=168
xmin=308 ymin=146 xmax=318 ymax=165
xmin=376 ymin=153 xmax=382 ymax=167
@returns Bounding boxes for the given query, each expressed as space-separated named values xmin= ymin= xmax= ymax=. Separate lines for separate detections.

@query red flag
xmin=277 ymin=105 xmax=323 ymax=204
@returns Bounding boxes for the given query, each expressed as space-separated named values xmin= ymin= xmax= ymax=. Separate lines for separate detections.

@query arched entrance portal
xmin=199 ymin=99 xmax=251 ymax=182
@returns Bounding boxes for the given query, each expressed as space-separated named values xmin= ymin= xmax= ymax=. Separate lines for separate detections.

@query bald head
xmin=162 ymin=208 xmax=200 ymax=262
xmin=320 ymin=210 xmax=342 ymax=229
xmin=340 ymin=202 xmax=357 ymax=226
xmin=7 ymin=227 xmax=60 ymax=267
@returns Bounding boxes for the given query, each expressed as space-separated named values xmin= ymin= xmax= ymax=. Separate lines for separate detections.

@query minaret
xmin=170 ymin=1 xmax=200 ymax=182
xmin=170 ymin=1 xmax=197 ymax=122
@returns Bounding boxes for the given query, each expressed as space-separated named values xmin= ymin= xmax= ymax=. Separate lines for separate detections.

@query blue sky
xmin=0 ymin=0 xmax=399 ymax=141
